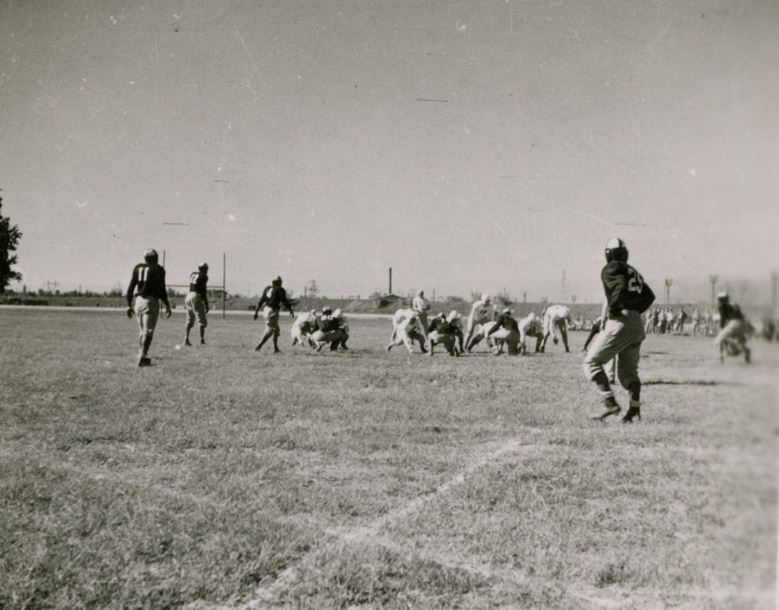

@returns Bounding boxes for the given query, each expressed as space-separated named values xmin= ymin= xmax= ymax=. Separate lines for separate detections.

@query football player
xmin=412 ymin=290 xmax=431 ymax=340
xmin=126 ymin=248 xmax=172 ymax=366
xmin=465 ymin=293 xmax=495 ymax=351
xmin=714 ymin=292 xmax=751 ymax=363
xmin=311 ymin=307 xmax=349 ymax=351
xmin=485 ymin=308 xmax=521 ymax=355
xmin=253 ymin=276 xmax=294 ymax=353
xmin=541 ymin=304 xmax=571 ymax=352
xmin=291 ymin=310 xmax=318 ymax=347
xmin=517 ymin=312 xmax=544 ymax=355
xmin=427 ymin=311 xmax=464 ymax=356
xmin=184 ymin=263 xmax=209 ymax=346
xmin=386 ymin=308 xmax=427 ymax=353
xmin=583 ymin=238 xmax=655 ymax=422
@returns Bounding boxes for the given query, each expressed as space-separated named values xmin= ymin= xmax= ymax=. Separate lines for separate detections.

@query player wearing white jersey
xmin=387 ymin=308 xmax=427 ymax=353
xmin=517 ymin=312 xmax=544 ymax=355
xmin=412 ymin=290 xmax=431 ymax=340
xmin=541 ymin=304 xmax=571 ymax=352
xmin=465 ymin=293 xmax=495 ymax=351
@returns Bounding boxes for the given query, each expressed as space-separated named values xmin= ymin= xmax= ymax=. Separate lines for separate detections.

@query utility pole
xmin=388 ymin=267 xmax=392 ymax=294
xmin=664 ymin=277 xmax=673 ymax=304
xmin=772 ymin=272 xmax=778 ymax=316
xmin=709 ymin=274 xmax=718 ymax=306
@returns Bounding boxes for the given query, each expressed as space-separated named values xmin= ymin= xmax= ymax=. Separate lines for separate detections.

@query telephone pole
xmin=709 ymin=274 xmax=718 ymax=306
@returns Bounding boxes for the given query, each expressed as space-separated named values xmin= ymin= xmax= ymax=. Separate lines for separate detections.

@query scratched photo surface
xmin=0 ymin=1 xmax=777 ymax=609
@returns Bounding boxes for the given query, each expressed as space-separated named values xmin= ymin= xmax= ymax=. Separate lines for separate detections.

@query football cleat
xmin=621 ymin=407 xmax=641 ymax=423
xmin=592 ymin=397 xmax=621 ymax=420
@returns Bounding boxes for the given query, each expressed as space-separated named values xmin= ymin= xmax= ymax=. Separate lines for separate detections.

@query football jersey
xmin=601 ymin=261 xmax=655 ymax=316
xmin=189 ymin=271 xmax=208 ymax=299
xmin=492 ymin=313 xmax=519 ymax=333
xmin=257 ymin=285 xmax=292 ymax=312
xmin=412 ymin=296 xmax=430 ymax=313
xmin=469 ymin=300 xmax=494 ymax=324
xmin=718 ymin=302 xmax=744 ymax=327
xmin=519 ymin=314 xmax=542 ymax=336
xmin=126 ymin=263 xmax=168 ymax=305
xmin=316 ymin=314 xmax=341 ymax=332
xmin=544 ymin=305 xmax=570 ymax=322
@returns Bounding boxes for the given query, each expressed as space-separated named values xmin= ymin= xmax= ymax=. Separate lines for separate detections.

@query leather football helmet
xmin=604 ymin=237 xmax=628 ymax=263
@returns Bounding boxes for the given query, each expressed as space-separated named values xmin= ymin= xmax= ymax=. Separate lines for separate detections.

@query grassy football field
xmin=1 ymin=308 xmax=776 ymax=609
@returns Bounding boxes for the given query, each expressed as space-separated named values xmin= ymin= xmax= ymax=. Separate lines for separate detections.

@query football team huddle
xmin=126 ymin=239 xmax=753 ymax=421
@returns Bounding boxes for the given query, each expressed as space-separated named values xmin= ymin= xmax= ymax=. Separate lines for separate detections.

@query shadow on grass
xmin=644 ymin=379 xmax=744 ymax=387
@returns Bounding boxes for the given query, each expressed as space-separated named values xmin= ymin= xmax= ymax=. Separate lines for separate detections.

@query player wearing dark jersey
xmin=310 ymin=307 xmax=349 ymax=351
xmin=583 ymin=238 xmax=655 ymax=422
xmin=184 ymin=263 xmax=209 ymax=346
xmin=427 ymin=312 xmax=463 ymax=356
xmin=487 ymin=309 xmax=521 ymax=355
xmin=714 ymin=292 xmax=750 ymax=363
xmin=126 ymin=249 xmax=172 ymax=366
xmin=253 ymin=276 xmax=294 ymax=353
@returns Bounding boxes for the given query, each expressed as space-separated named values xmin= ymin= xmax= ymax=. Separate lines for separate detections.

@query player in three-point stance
xmin=541 ymin=304 xmax=571 ymax=352
xmin=487 ymin=308 xmax=521 ymax=355
xmin=253 ymin=275 xmax=295 ymax=353
xmin=184 ymin=263 xmax=209 ymax=346
xmin=583 ymin=238 xmax=655 ymax=422
xmin=126 ymin=248 xmax=172 ymax=367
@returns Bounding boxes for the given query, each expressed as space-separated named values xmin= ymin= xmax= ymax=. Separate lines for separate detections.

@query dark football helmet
xmin=604 ymin=237 xmax=628 ymax=263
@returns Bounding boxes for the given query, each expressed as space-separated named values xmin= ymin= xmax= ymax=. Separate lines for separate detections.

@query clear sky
xmin=1 ymin=0 xmax=777 ymax=302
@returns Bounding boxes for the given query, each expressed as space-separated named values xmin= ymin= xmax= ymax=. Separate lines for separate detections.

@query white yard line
xmin=210 ymin=437 xmax=539 ymax=609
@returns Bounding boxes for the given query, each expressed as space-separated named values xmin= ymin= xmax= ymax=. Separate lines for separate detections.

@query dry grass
xmin=0 ymin=308 xmax=776 ymax=609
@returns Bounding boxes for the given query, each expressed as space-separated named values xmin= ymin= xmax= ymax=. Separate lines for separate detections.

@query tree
xmin=0 ymin=194 xmax=23 ymax=293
